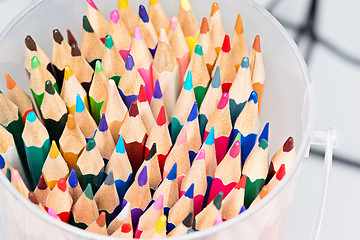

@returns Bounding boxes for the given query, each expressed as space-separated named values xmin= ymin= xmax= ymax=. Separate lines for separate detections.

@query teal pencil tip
xmin=204 ymin=127 xmax=215 ymax=145
xmin=183 ymin=71 xmax=193 ymax=90
xmin=26 ymin=111 xmax=37 ymax=123
xmin=240 ymin=57 xmax=249 ymax=68
xmin=211 ymin=66 xmax=221 ymax=88
xmin=116 ymin=135 xmax=126 ymax=154
xmin=105 ymin=35 xmax=114 ymax=49
xmin=86 ymin=138 xmax=96 ymax=151
xmin=213 ymin=191 xmax=223 ymax=210
xmin=44 ymin=80 xmax=55 ymax=95
xmin=259 ymin=139 xmax=268 ymax=150
xmin=75 ymin=94 xmax=85 ymax=113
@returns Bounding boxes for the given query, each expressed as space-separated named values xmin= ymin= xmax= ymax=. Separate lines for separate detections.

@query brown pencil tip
xmin=67 ymin=29 xmax=77 ymax=46
xmin=37 ymin=176 xmax=48 ymax=190
xmin=96 ymin=212 xmax=106 ymax=227
xmin=128 ymin=100 xmax=139 ymax=117
xmin=200 ymin=17 xmax=209 ymax=34
xmin=253 ymin=35 xmax=261 ymax=52
xmin=211 ymin=2 xmax=219 ymax=16
xmin=283 ymin=137 xmax=294 ymax=152
xmin=71 ymin=43 xmax=81 ymax=57
xmin=53 ymin=29 xmax=64 ymax=44
xmin=66 ymin=114 xmax=76 ymax=130
xmin=235 ymin=14 xmax=244 ymax=34
xmin=25 ymin=35 xmax=37 ymax=51
xmin=28 ymin=192 xmax=39 ymax=205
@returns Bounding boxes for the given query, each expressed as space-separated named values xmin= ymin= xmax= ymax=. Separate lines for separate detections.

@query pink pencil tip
xmin=217 ymin=93 xmax=229 ymax=110
xmin=153 ymin=194 xmax=164 ymax=210
xmin=196 ymin=149 xmax=205 ymax=161
xmin=176 ymin=126 xmax=187 ymax=145
xmin=159 ymin=29 xmax=169 ymax=44
xmin=214 ymin=216 xmax=223 ymax=226
xmin=108 ymin=80 xmax=117 ymax=97
xmin=48 ymin=207 xmax=58 ymax=219
xmin=11 ymin=169 xmax=21 ymax=181
xmin=87 ymin=0 xmax=98 ymax=10
xmin=169 ymin=16 xmax=178 ymax=31
xmin=133 ymin=27 xmax=143 ymax=40
xmin=229 ymin=141 xmax=240 ymax=158
xmin=110 ymin=10 xmax=120 ymax=23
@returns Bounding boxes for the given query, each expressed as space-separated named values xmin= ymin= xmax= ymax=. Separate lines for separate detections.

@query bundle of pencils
xmin=0 ymin=0 xmax=299 ymax=238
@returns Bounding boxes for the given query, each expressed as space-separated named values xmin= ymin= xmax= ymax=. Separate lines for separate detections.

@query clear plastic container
xmin=0 ymin=0 xmax=316 ymax=239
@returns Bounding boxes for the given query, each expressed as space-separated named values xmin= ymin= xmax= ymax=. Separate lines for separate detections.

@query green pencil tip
xmin=234 ymin=131 xmax=241 ymax=144
xmin=105 ymin=35 xmax=114 ymax=49
xmin=44 ymin=80 xmax=55 ymax=95
xmin=213 ymin=191 xmax=223 ymax=210
xmin=194 ymin=45 xmax=203 ymax=56
xmin=86 ymin=138 xmax=96 ymax=151
xmin=5 ymin=168 xmax=11 ymax=181
xmin=82 ymin=15 xmax=94 ymax=33
xmin=84 ymin=183 xmax=94 ymax=200
xmin=259 ymin=139 xmax=268 ymax=150
xmin=95 ymin=60 xmax=104 ymax=73
xmin=31 ymin=56 xmax=41 ymax=69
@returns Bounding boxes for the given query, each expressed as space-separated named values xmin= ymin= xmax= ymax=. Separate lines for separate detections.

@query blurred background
xmin=0 ymin=0 xmax=358 ymax=239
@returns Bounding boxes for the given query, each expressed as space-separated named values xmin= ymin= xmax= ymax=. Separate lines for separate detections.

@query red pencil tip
xmin=235 ymin=174 xmax=247 ymax=189
xmin=5 ymin=73 xmax=16 ymax=90
xmin=121 ymin=223 xmax=132 ymax=233
xmin=129 ymin=100 xmax=139 ymax=117
xmin=137 ymin=85 xmax=147 ymax=103
xmin=276 ymin=164 xmax=286 ymax=181
xmin=200 ymin=17 xmax=209 ymax=34
xmin=253 ymin=35 xmax=261 ymax=52
xmin=156 ymin=106 xmax=166 ymax=126
xmin=221 ymin=35 xmax=231 ymax=53
xmin=283 ymin=137 xmax=294 ymax=152
xmin=97 ymin=212 xmax=106 ymax=227
xmin=57 ymin=178 xmax=67 ymax=192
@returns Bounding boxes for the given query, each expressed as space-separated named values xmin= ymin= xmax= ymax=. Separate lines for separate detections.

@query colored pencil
xmin=198 ymin=66 xmax=222 ymax=139
xmin=181 ymin=149 xmax=207 ymax=216
xmin=109 ymin=10 xmax=132 ymax=60
xmin=86 ymin=0 xmax=109 ymax=40
xmin=5 ymin=167 xmax=11 ymax=181
xmin=94 ymin=114 xmax=116 ymax=163
xmin=41 ymin=80 xmax=68 ymax=143
xmin=69 ymin=183 xmax=98 ymax=229
xmin=130 ymin=27 xmax=154 ymax=102
xmin=47 ymin=207 xmax=60 ymax=220
xmin=207 ymin=133 xmax=241 ymax=205
xmin=105 ymin=135 xmax=132 ymax=204
xmin=167 ymin=183 xmax=194 ymax=233
xmin=22 ymin=111 xmax=51 ymax=187
xmin=94 ymin=171 xmax=121 ymax=225
xmin=107 ymin=201 xmax=132 ymax=235
xmin=209 ymin=2 xmax=226 ymax=56
xmin=112 ymin=222 xmax=133 ymax=238
xmin=204 ymin=92 xmax=232 ymax=164
xmin=137 ymin=85 xmax=156 ymax=134
xmin=248 ymin=185 xmax=268 ymax=208
xmin=122 ymin=166 xmax=152 ymax=230
xmin=136 ymin=143 xmax=162 ymax=190
xmin=24 ymin=35 xmax=52 ymax=76
xmin=76 ymin=138 xmax=105 ymax=192
xmin=51 ymin=29 xmax=71 ymax=91
xmin=267 ymin=137 xmax=295 ymax=183
xmin=145 ymin=105 xmax=171 ymax=172
xmin=101 ymin=80 xmax=127 ymax=142
xmin=5 ymin=72 xmax=34 ymax=122
xmin=102 ymin=35 xmax=125 ymax=86
xmin=85 ymin=212 xmax=107 ymax=235
xmin=118 ymin=0 xmax=138 ymax=34
xmin=168 ymin=211 xmax=193 ymax=237
xmin=148 ymin=0 xmax=169 ymax=34
xmin=150 ymin=79 xmax=169 ymax=124
xmin=185 ymin=101 xmax=202 ymax=162
xmin=138 ymin=5 xmax=158 ymax=57
xmin=135 ymin=194 xmax=164 ymax=238
xmin=230 ymin=14 xmax=248 ymax=71
xmin=45 ymin=178 xmax=73 ymax=222
xmin=0 ymin=153 xmax=13 ymax=175
xmin=258 ymin=122 xmax=269 ymax=144
xmin=213 ymin=215 xmax=223 ymax=226
xmin=185 ymin=45 xmax=210 ymax=107
xmin=81 ymin=15 xmax=104 ymax=68
xmin=11 ymin=169 xmax=29 ymax=198
xmin=171 ymin=71 xmax=196 ymax=144
xmin=42 ymin=141 xmax=69 ymax=190
xmin=61 ymin=66 xmax=89 ymax=115
xmin=140 ymin=215 xmax=167 ymax=239
xmin=34 ymin=175 xmax=50 ymax=207
xmin=67 ymin=168 xmax=83 ymax=203
xmin=153 ymin=163 xmax=178 ymax=217
xmin=118 ymin=100 xmax=148 ymax=174
xmin=69 ymin=43 xmax=94 ymax=93
xmin=229 ymin=57 xmax=253 ymax=125
xmin=221 ymin=174 xmax=246 ymax=221
xmin=152 ymin=29 xmax=180 ymax=118
xmin=194 ymin=191 xmax=223 ymax=231
xmin=242 ymin=139 xmax=269 ymax=208
xmin=28 ymin=192 xmax=46 ymax=212
xmin=59 ymin=114 xmax=86 ymax=171
xmin=67 ymin=29 xmax=77 ymax=46
xmin=164 ymin=125 xmax=190 ymax=187
xmin=178 ymin=0 xmax=199 ymax=54
xmin=168 ymin=16 xmax=190 ymax=89
xmin=29 ymin=56 xmax=58 ymax=110
xmin=211 ymin=35 xmax=236 ymax=93
xmin=74 ymin=94 xmax=97 ymax=139
xmin=233 ymin=91 xmax=259 ymax=166
xmin=196 ymin=17 xmax=217 ymax=75
xmin=118 ymin=54 xmax=145 ymax=109
xmin=249 ymin=35 xmax=265 ymax=112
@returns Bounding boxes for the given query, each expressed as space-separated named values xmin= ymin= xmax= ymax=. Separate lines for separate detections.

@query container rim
xmin=0 ymin=0 xmax=315 ymax=239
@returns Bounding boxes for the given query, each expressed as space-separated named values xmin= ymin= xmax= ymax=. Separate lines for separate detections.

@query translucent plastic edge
xmin=0 ymin=0 xmax=315 ymax=239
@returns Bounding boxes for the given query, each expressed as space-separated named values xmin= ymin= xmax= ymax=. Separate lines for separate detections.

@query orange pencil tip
xmin=259 ymin=186 xmax=268 ymax=199
xmin=235 ymin=14 xmax=244 ymax=34
xmin=66 ymin=114 xmax=76 ymax=130
xmin=253 ymin=35 xmax=261 ymax=52
xmin=5 ymin=72 xmax=16 ymax=90
xmin=97 ymin=212 xmax=106 ymax=227
xmin=200 ymin=17 xmax=209 ymax=34
xmin=211 ymin=2 xmax=219 ymax=16
xmin=235 ymin=174 xmax=247 ymax=189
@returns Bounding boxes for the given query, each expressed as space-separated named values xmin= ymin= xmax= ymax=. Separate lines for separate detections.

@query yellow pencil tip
xmin=64 ymin=65 xmax=73 ymax=81
xmin=118 ymin=0 xmax=129 ymax=10
xmin=149 ymin=0 xmax=158 ymax=5
xmin=49 ymin=141 xmax=60 ymax=158
xmin=180 ymin=0 xmax=191 ymax=11
xmin=155 ymin=215 xmax=167 ymax=233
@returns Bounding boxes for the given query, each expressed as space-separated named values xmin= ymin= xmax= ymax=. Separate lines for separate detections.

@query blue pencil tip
xmin=98 ymin=114 xmax=108 ymax=132
xmin=240 ymin=205 xmax=246 ymax=214
xmin=153 ymin=79 xmax=163 ymax=99
xmin=204 ymin=127 xmax=215 ymax=145
xmin=184 ymin=183 xmax=194 ymax=199
xmin=240 ymin=57 xmax=249 ymax=68
xmin=167 ymin=163 xmax=177 ymax=180
xmin=138 ymin=5 xmax=149 ymax=23
xmin=187 ymin=101 xmax=198 ymax=122
xmin=248 ymin=91 xmax=258 ymax=104
xmin=26 ymin=111 xmax=37 ymax=123
xmin=68 ymin=169 xmax=78 ymax=188
xmin=116 ymin=135 xmax=126 ymax=154
xmin=75 ymin=94 xmax=85 ymax=113
xmin=211 ymin=66 xmax=221 ymax=88
xmin=105 ymin=171 xmax=114 ymax=185
xmin=138 ymin=166 xmax=148 ymax=187
xmin=125 ymin=54 xmax=135 ymax=71
xmin=258 ymin=122 xmax=269 ymax=143
xmin=183 ymin=71 xmax=193 ymax=90
xmin=0 ymin=154 xmax=5 ymax=169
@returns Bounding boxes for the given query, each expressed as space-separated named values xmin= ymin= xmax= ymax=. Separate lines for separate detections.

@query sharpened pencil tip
xmin=96 ymin=212 xmax=106 ymax=227
xmin=94 ymin=60 xmax=104 ymax=73
xmin=75 ymin=94 xmax=85 ymax=113
xmin=283 ymin=137 xmax=294 ymax=152
xmin=183 ymin=212 xmax=193 ymax=227
xmin=138 ymin=166 xmax=148 ymax=187
xmin=84 ymin=183 xmax=94 ymax=200
xmin=37 ymin=175 xmax=48 ymax=190
xmin=221 ymin=35 xmax=231 ymax=53
xmin=26 ymin=111 xmax=37 ymax=123
xmin=276 ymin=164 xmax=286 ymax=180
xmin=116 ymin=135 xmax=126 ymax=154
xmin=5 ymin=72 xmax=16 ymax=90
xmin=0 ymin=154 xmax=5 ymax=170
xmin=128 ymin=100 xmax=139 ymax=117
xmin=137 ymin=85 xmax=147 ymax=103
xmin=25 ymin=35 xmax=37 ymax=51
xmin=98 ymin=114 xmax=108 ymax=132
xmin=155 ymin=215 xmax=167 ymax=233
xmin=259 ymin=139 xmax=268 ymax=150
xmin=125 ymin=54 xmax=135 ymax=71
xmin=169 ymin=16 xmax=179 ymax=31
xmin=211 ymin=66 xmax=221 ymax=88
xmin=138 ymin=5 xmax=149 ymax=23
xmin=52 ymin=29 xmax=64 ymax=44
xmin=156 ymin=106 xmax=166 ymax=126
xmin=204 ymin=127 xmax=215 ymax=145
xmin=248 ymin=91 xmax=258 ymax=103
xmin=194 ymin=45 xmax=203 ymax=56
xmin=240 ymin=57 xmax=249 ymax=68
xmin=44 ymin=80 xmax=55 ymax=95
xmin=211 ymin=2 xmax=219 ymax=16
xmin=86 ymin=138 xmax=96 ymax=151
xmin=105 ymin=171 xmax=114 ymax=185
xmin=118 ymin=0 xmax=129 ymax=10
xmin=235 ymin=174 xmax=247 ymax=190
xmin=49 ymin=141 xmax=60 ymax=158
xmin=213 ymin=191 xmax=223 ymax=210
xmin=110 ymin=10 xmax=120 ymax=23
xmin=57 ymin=178 xmax=67 ymax=192
xmin=145 ymin=143 xmax=156 ymax=161
xmin=187 ymin=101 xmax=198 ymax=122
xmin=68 ymin=169 xmax=78 ymax=188
xmin=235 ymin=14 xmax=244 ymax=34
xmin=64 ymin=65 xmax=73 ymax=81
xmin=167 ymin=163 xmax=177 ymax=180
xmin=105 ymin=35 xmax=114 ymax=49
xmin=153 ymin=79 xmax=163 ymax=99
xmin=200 ymin=17 xmax=209 ymax=34
xmin=82 ymin=15 xmax=94 ymax=33
xmin=184 ymin=71 xmax=193 ymax=90
xmin=253 ymin=35 xmax=261 ymax=52
xmin=258 ymin=122 xmax=269 ymax=143
xmin=184 ymin=183 xmax=194 ymax=199
xmin=31 ymin=56 xmax=41 ymax=69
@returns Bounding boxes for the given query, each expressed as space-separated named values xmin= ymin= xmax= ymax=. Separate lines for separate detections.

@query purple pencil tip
xmin=153 ymin=79 xmax=163 ymax=99
xmin=125 ymin=54 xmax=135 ymax=71
xmin=138 ymin=166 xmax=148 ymax=187
xmin=98 ymin=114 xmax=108 ymax=132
